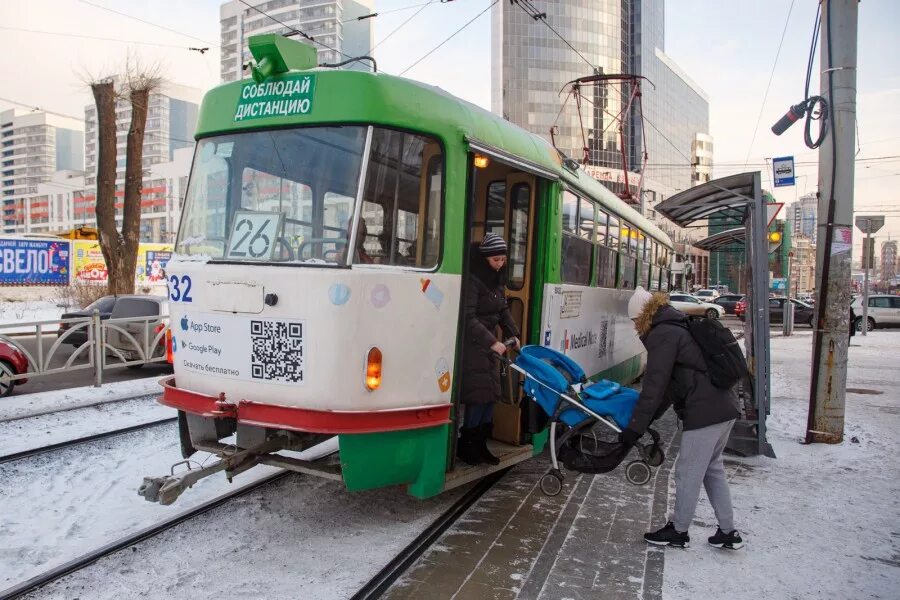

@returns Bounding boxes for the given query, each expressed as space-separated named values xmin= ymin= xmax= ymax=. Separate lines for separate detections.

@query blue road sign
xmin=773 ymin=156 xmax=795 ymax=187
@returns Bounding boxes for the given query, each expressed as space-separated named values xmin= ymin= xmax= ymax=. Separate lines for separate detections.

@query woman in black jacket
xmin=458 ymin=233 xmax=520 ymax=466
xmin=621 ymin=287 xmax=744 ymax=550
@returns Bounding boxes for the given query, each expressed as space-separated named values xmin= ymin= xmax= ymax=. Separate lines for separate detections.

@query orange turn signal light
xmin=365 ymin=346 xmax=382 ymax=391
xmin=165 ymin=328 xmax=173 ymax=364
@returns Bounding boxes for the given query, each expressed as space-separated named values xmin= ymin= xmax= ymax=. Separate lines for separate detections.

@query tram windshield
xmin=176 ymin=126 xmax=368 ymax=264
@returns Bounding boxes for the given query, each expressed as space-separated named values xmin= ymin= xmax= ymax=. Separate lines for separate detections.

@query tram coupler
xmin=138 ymin=434 xmax=287 ymax=505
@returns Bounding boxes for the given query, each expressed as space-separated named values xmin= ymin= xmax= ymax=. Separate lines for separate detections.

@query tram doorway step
xmin=444 ymin=440 xmax=533 ymax=492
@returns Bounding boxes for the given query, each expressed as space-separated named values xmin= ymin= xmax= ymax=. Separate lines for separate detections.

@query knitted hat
xmin=627 ymin=286 xmax=653 ymax=319
xmin=478 ymin=233 xmax=508 ymax=257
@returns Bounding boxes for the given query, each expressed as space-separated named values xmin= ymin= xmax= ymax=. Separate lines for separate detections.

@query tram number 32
xmin=169 ymin=275 xmax=193 ymax=303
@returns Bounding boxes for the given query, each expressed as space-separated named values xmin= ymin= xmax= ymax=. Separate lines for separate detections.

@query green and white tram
xmin=149 ymin=35 xmax=673 ymax=503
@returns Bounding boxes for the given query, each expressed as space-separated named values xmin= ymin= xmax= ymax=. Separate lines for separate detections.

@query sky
xmin=0 ymin=0 xmax=897 ymax=256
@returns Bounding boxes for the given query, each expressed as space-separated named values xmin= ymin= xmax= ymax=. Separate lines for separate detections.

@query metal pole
xmin=861 ymin=229 xmax=870 ymax=336
xmin=806 ymin=0 xmax=858 ymax=444
xmin=93 ymin=309 xmax=103 ymax=388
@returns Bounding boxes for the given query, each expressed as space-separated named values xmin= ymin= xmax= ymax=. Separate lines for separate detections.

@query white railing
xmin=0 ymin=310 xmax=169 ymax=388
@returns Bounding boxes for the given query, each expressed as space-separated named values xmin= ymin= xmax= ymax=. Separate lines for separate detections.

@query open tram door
xmin=457 ymin=143 xmax=550 ymax=460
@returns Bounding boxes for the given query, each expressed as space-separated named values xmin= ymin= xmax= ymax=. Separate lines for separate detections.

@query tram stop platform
xmin=385 ymin=410 xmax=680 ymax=600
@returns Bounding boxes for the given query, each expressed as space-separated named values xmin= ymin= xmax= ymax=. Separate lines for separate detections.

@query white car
xmin=669 ymin=293 xmax=724 ymax=319
xmin=694 ymin=289 xmax=720 ymax=301
xmin=851 ymin=295 xmax=900 ymax=331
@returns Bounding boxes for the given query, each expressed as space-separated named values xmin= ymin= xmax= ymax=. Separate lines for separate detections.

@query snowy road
xmin=0 ymin=395 xmax=173 ymax=457
xmin=1 ymin=417 xmax=468 ymax=599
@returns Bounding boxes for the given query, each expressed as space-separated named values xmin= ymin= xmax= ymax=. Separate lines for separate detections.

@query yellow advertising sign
xmin=72 ymin=241 xmax=173 ymax=283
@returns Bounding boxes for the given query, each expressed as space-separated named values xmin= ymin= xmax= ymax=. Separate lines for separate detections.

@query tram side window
xmin=618 ymin=222 xmax=636 ymax=290
xmin=636 ymin=233 xmax=648 ymax=289
xmin=595 ymin=209 xmax=616 ymax=288
xmin=357 ymin=129 xmax=444 ymax=268
xmin=560 ymin=191 xmax=591 ymax=285
xmin=507 ymin=183 xmax=530 ymax=290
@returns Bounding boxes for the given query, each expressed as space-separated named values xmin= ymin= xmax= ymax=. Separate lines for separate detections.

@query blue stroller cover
xmin=515 ymin=345 xmax=639 ymax=430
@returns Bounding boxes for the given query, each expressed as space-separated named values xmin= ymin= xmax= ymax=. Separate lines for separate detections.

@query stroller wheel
xmin=540 ymin=471 xmax=564 ymax=496
xmin=625 ymin=460 xmax=652 ymax=486
xmin=645 ymin=444 xmax=665 ymax=467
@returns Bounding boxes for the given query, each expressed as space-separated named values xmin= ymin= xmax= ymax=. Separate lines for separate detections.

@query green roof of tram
xmin=194 ymin=38 xmax=670 ymax=246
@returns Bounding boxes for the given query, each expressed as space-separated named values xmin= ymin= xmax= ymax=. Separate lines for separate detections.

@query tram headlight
xmin=365 ymin=346 xmax=383 ymax=391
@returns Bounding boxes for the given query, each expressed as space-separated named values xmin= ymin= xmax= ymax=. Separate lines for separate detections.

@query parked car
xmin=669 ymin=293 xmax=724 ymax=319
xmin=851 ymin=294 xmax=900 ymax=331
xmin=57 ymin=295 xmax=119 ymax=347
xmin=735 ymin=298 xmax=747 ymax=319
xmin=103 ymin=296 xmax=169 ymax=368
xmin=0 ymin=339 xmax=29 ymax=397
xmin=714 ymin=294 xmax=745 ymax=315
xmin=768 ymin=297 xmax=815 ymax=326
xmin=694 ymin=289 xmax=720 ymax=301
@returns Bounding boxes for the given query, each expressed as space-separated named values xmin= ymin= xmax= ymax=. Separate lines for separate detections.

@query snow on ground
xmin=0 ymin=301 xmax=65 ymax=335
xmin=0 ymin=376 xmax=162 ymax=422
xmin=0 ymin=424 xmax=281 ymax=588
xmin=663 ymin=330 xmax=900 ymax=599
xmin=0 ymin=395 xmax=173 ymax=456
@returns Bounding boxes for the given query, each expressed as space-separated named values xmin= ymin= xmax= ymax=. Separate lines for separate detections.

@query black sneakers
xmin=644 ymin=522 xmax=690 ymax=548
xmin=708 ymin=527 xmax=744 ymax=550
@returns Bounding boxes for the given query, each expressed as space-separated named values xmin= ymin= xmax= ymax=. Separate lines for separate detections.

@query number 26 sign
xmin=225 ymin=211 xmax=284 ymax=261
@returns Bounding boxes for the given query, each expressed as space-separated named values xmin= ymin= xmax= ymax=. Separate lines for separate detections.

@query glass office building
xmin=491 ymin=1 xmax=710 ymax=234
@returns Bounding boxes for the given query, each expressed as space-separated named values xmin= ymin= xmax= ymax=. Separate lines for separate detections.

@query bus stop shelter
xmin=656 ymin=172 xmax=775 ymax=458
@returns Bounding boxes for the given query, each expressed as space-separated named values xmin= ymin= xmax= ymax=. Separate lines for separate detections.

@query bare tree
xmin=89 ymin=60 xmax=161 ymax=295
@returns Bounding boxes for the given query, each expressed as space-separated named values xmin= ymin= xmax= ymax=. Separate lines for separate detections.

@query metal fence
xmin=0 ymin=311 xmax=169 ymax=388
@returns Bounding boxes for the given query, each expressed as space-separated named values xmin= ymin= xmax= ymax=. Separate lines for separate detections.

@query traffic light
xmin=768 ymin=230 xmax=782 ymax=253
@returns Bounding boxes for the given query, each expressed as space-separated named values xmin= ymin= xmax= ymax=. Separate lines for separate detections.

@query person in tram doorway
xmin=620 ymin=286 xmax=745 ymax=550
xmin=458 ymin=233 xmax=521 ymax=466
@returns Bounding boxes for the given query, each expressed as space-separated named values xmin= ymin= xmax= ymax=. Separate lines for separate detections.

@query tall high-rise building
xmin=1 ymin=108 xmax=84 ymax=233
xmin=882 ymin=240 xmax=897 ymax=286
xmin=219 ymin=0 xmax=375 ymax=83
xmin=83 ymin=81 xmax=200 ymax=188
xmin=788 ymin=193 xmax=818 ymax=244
xmin=491 ymin=0 xmax=710 ymax=233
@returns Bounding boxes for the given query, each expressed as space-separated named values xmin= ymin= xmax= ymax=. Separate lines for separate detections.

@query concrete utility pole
xmin=806 ymin=0 xmax=858 ymax=444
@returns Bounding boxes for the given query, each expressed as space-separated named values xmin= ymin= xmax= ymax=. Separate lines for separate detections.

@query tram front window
xmin=177 ymin=126 xmax=368 ymax=264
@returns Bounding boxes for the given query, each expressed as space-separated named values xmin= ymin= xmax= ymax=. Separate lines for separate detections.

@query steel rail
xmin=0 ymin=471 xmax=291 ymax=600
xmin=0 ymin=392 xmax=163 ymax=424
xmin=0 ymin=417 xmax=177 ymax=464
xmin=351 ymin=469 xmax=508 ymax=600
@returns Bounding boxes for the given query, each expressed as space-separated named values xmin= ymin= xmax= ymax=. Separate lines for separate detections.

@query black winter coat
xmin=460 ymin=254 xmax=519 ymax=406
xmin=627 ymin=304 xmax=741 ymax=433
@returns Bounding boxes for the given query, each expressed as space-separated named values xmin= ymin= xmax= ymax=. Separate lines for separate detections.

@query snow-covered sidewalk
xmin=0 ymin=377 xmax=162 ymax=422
xmin=663 ymin=330 xmax=900 ymax=599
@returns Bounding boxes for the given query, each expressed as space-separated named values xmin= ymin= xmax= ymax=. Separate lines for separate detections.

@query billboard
xmin=73 ymin=241 xmax=174 ymax=283
xmin=0 ymin=238 xmax=71 ymax=286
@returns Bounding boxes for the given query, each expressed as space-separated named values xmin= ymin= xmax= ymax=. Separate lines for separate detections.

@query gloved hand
xmin=618 ymin=428 xmax=641 ymax=446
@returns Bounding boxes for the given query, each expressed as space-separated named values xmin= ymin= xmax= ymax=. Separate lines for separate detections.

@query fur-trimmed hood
xmin=633 ymin=292 xmax=673 ymax=338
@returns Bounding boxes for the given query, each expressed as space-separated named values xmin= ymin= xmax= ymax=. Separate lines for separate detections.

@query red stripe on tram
xmin=158 ymin=377 xmax=451 ymax=434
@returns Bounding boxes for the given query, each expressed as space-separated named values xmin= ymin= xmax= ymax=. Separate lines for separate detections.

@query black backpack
xmin=659 ymin=317 xmax=749 ymax=389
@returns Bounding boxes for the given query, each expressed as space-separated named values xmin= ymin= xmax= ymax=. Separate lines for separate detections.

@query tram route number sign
xmin=234 ymin=74 xmax=317 ymax=122
xmin=225 ymin=211 xmax=284 ymax=261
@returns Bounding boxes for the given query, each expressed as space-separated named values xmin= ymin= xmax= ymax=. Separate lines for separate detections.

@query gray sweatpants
xmin=671 ymin=419 xmax=736 ymax=533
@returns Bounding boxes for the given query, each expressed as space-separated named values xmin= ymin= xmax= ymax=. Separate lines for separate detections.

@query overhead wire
xmin=743 ymin=0 xmax=795 ymax=167
xmin=0 ymin=26 xmax=198 ymax=50
xmin=369 ymin=0 xmax=436 ymax=54
xmin=399 ymin=0 xmax=497 ymax=76
xmin=76 ymin=0 xmax=218 ymax=48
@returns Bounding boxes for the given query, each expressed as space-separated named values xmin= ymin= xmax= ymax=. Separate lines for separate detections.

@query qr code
xmin=250 ymin=320 xmax=304 ymax=383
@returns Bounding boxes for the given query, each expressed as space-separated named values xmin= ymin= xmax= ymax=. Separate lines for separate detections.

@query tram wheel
xmin=625 ymin=460 xmax=652 ymax=486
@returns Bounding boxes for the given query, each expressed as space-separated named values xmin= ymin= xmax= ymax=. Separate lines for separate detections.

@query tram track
xmin=0 ymin=470 xmax=291 ymax=600
xmin=0 ymin=416 xmax=177 ymax=465
xmin=352 ymin=469 xmax=508 ymax=600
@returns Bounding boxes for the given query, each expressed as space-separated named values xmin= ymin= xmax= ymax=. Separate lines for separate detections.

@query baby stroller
xmin=508 ymin=345 xmax=665 ymax=496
